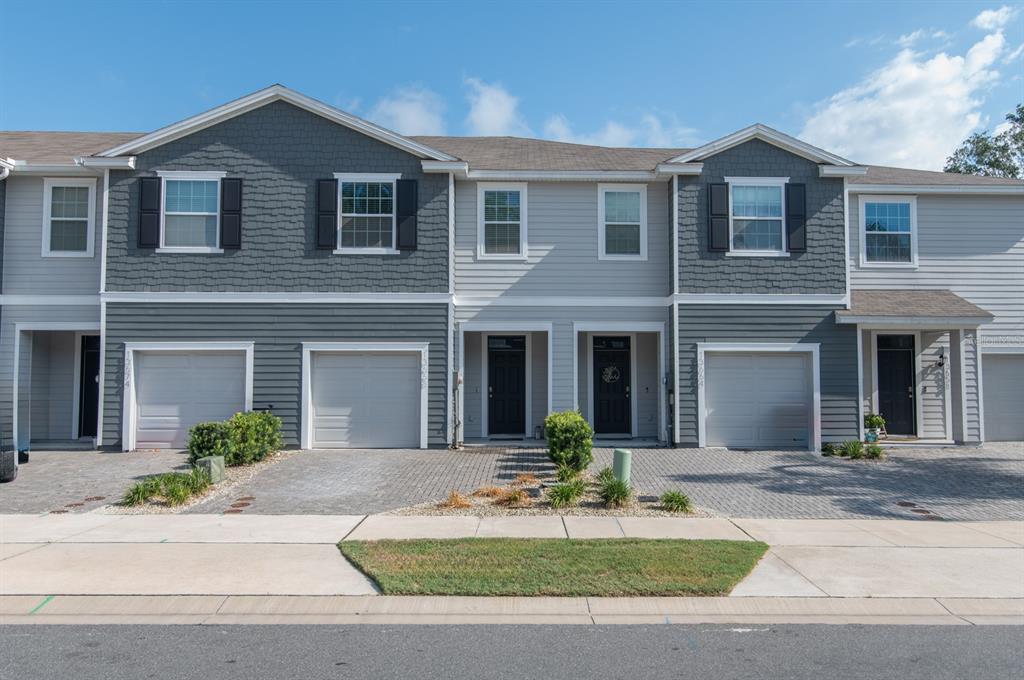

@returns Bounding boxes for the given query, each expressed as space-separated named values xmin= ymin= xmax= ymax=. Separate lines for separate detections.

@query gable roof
xmin=668 ymin=123 xmax=857 ymax=167
xmin=0 ymin=131 xmax=142 ymax=164
xmin=95 ymin=84 xmax=457 ymax=161
xmin=411 ymin=136 xmax=686 ymax=172
xmin=849 ymin=164 xmax=1024 ymax=186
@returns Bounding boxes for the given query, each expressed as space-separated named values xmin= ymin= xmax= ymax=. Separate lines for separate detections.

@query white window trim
xmin=120 ymin=341 xmax=255 ymax=452
xmin=858 ymin=194 xmax=918 ymax=269
xmin=696 ymin=342 xmax=821 ymax=453
xmin=156 ymin=170 xmax=226 ymax=254
xmin=301 ymin=341 xmax=430 ymax=449
xmin=41 ymin=177 xmax=97 ymax=258
xmin=477 ymin=182 xmax=528 ymax=261
xmin=597 ymin=183 xmax=648 ymax=261
xmin=724 ymin=176 xmax=789 ymax=257
xmin=333 ymin=172 xmax=401 ymax=255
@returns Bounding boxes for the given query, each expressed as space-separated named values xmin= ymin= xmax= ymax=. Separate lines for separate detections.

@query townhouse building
xmin=1 ymin=85 xmax=1021 ymax=457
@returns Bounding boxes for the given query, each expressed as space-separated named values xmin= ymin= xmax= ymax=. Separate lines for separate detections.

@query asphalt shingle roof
xmin=849 ymin=165 xmax=1024 ymax=186
xmin=838 ymin=290 xmax=993 ymax=320
xmin=0 ymin=131 xmax=143 ymax=164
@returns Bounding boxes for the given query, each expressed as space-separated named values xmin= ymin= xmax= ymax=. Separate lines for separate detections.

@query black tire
xmin=0 ymin=450 xmax=18 ymax=483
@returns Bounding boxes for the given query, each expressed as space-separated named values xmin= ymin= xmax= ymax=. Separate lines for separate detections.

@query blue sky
xmin=2 ymin=1 xmax=1021 ymax=169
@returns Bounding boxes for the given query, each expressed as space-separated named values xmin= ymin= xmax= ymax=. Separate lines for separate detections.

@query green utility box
xmin=613 ymin=448 xmax=632 ymax=484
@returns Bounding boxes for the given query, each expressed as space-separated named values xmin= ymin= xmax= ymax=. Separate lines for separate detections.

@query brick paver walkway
xmin=184 ymin=442 xmax=1024 ymax=520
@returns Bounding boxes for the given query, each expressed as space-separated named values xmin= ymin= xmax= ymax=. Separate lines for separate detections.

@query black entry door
xmin=593 ymin=336 xmax=631 ymax=435
xmin=488 ymin=336 xmax=526 ymax=435
xmin=877 ymin=334 xmax=916 ymax=436
xmin=78 ymin=335 xmax=100 ymax=438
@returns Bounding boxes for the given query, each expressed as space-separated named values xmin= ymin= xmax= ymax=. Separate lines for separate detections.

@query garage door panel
xmin=311 ymin=352 xmax=420 ymax=448
xmin=706 ymin=352 xmax=812 ymax=449
xmin=135 ymin=351 xmax=246 ymax=450
xmin=983 ymin=354 xmax=1024 ymax=441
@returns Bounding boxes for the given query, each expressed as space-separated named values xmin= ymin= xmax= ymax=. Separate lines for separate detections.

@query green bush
xmin=864 ymin=442 xmax=885 ymax=459
xmin=548 ymin=480 xmax=585 ymax=509
xmin=596 ymin=466 xmax=615 ymax=484
xmin=555 ymin=465 xmax=579 ymax=483
xmin=187 ymin=421 xmax=232 ymax=465
xmin=544 ymin=410 xmax=594 ymax=472
xmin=660 ymin=490 xmax=692 ymax=513
xmin=599 ymin=477 xmax=632 ymax=508
xmin=864 ymin=412 xmax=886 ymax=430
xmin=839 ymin=440 xmax=865 ymax=459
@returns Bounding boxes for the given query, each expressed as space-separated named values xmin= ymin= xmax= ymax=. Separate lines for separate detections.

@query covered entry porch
xmin=838 ymin=290 xmax=993 ymax=444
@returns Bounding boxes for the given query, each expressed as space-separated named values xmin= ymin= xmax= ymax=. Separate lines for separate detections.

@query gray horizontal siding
xmin=102 ymin=303 xmax=449 ymax=448
xmin=677 ymin=305 xmax=858 ymax=446
xmin=104 ymin=101 xmax=448 ymax=293
xmin=454 ymin=180 xmax=671 ymax=297
xmin=677 ymin=139 xmax=846 ymax=295
xmin=2 ymin=175 xmax=102 ymax=294
xmin=850 ymin=194 xmax=1024 ymax=347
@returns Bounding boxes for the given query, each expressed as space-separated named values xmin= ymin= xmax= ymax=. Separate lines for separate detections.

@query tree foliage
xmin=944 ymin=104 xmax=1023 ymax=178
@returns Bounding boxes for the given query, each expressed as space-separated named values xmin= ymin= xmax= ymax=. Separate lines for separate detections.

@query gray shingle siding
xmin=101 ymin=303 xmax=449 ymax=448
xmin=104 ymin=101 xmax=448 ymax=292
xmin=677 ymin=139 xmax=846 ymax=294
xmin=0 ymin=179 xmax=6 ymax=292
xmin=676 ymin=305 xmax=859 ymax=446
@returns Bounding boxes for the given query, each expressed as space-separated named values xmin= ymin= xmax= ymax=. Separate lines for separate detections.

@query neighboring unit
xmin=1 ymin=85 xmax=1021 ymax=455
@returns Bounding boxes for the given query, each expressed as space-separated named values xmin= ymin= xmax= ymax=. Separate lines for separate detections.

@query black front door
xmin=877 ymin=334 xmax=916 ymax=436
xmin=488 ymin=336 xmax=526 ymax=435
xmin=78 ymin=335 xmax=100 ymax=438
xmin=593 ymin=336 xmax=631 ymax=435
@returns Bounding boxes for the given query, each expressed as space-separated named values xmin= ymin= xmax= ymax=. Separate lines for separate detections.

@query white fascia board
xmin=10 ymin=162 xmax=100 ymax=175
xmin=422 ymin=160 xmax=469 ymax=177
xmin=97 ymin=84 xmax=457 ymax=161
xmin=819 ymin=165 xmax=868 ymax=177
xmin=656 ymin=163 xmax=704 ymax=175
xmin=669 ymin=124 xmax=856 ymax=166
xmin=847 ymin=183 xmax=1024 ymax=195
xmin=1 ymin=295 xmax=100 ymax=305
xmin=835 ymin=315 xmax=992 ymax=327
xmin=675 ymin=293 xmax=848 ymax=306
xmin=75 ymin=156 xmax=137 ymax=169
xmin=465 ymin=169 xmax=661 ymax=182
xmin=0 ymin=157 xmax=13 ymax=179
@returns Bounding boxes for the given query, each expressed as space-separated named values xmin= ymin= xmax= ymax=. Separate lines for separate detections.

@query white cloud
xmin=971 ymin=5 xmax=1018 ymax=30
xmin=543 ymin=112 xmax=698 ymax=148
xmin=463 ymin=77 xmax=531 ymax=136
xmin=897 ymin=30 xmax=925 ymax=47
xmin=1004 ymin=42 xmax=1024 ymax=63
xmin=367 ymin=86 xmax=445 ymax=135
xmin=800 ymin=21 xmax=1010 ymax=169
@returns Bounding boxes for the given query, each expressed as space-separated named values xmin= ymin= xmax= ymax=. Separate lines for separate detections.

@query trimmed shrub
xmin=660 ymin=490 xmax=692 ymax=513
xmin=226 ymin=411 xmax=283 ymax=466
xmin=839 ymin=440 xmax=865 ymax=459
xmin=544 ymin=410 xmax=594 ymax=472
xmin=186 ymin=421 xmax=231 ymax=465
xmin=864 ymin=442 xmax=885 ymax=459
xmin=599 ymin=477 xmax=632 ymax=508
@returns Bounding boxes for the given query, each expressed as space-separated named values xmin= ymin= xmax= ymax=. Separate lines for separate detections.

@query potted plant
xmin=864 ymin=413 xmax=885 ymax=442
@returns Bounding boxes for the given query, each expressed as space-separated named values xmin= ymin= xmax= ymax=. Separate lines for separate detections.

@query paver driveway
xmin=184 ymin=442 xmax=1024 ymax=520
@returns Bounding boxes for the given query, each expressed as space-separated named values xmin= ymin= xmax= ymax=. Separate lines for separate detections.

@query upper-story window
xmin=598 ymin=184 xmax=647 ymax=260
xmin=334 ymin=173 xmax=400 ymax=254
xmin=860 ymin=195 xmax=917 ymax=267
xmin=725 ymin=177 xmax=788 ymax=256
xmin=157 ymin=171 xmax=226 ymax=253
xmin=477 ymin=183 xmax=527 ymax=259
xmin=42 ymin=178 xmax=96 ymax=257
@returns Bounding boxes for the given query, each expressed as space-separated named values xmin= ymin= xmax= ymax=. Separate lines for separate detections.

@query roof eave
xmin=96 ymin=84 xmax=457 ymax=162
xmin=848 ymin=183 xmax=1024 ymax=195
xmin=835 ymin=314 xmax=994 ymax=327
xmin=669 ymin=123 xmax=856 ymax=167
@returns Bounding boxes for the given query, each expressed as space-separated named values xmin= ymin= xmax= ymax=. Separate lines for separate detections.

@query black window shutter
xmin=220 ymin=178 xmax=242 ymax=249
xmin=785 ymin=183 xmax=807 ymax=252
xmin=316 ymin=179 xmax=338 ymax=250
xmin=138 ymin=177 xmax=161 ymax=248
xmin=395 ymin=179 xmax=417 ymax=250
xmin=707 ymin=182 xmax=729 ymax=252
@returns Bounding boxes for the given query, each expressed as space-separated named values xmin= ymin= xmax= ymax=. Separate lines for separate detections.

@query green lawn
xmin=338 ymin=538 xmax=768 ymax=597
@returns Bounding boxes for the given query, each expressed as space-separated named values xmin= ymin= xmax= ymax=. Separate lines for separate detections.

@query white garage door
xmin=135 ymin=351 xmax=246 ymax=449
xmin=983 ymin=354 xmax=1024 ymax=441
xmin=705 ymin=352 xmax=812 ymax=449
xmin=311 ymin=352 xmax=421 ymax=448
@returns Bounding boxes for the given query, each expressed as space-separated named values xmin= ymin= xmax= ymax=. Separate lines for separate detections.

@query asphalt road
xmin=3 ymin=625 xmax=1023 ymax=680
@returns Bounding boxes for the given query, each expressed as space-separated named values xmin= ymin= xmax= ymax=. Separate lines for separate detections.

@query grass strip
xmin=339 ymin=538 xmax=767 ymax=597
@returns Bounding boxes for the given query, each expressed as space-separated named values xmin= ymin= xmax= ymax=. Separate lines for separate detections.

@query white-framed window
xmin=477 ymin=182 xmax=528 ymax=260
xmin=334 ymin=173 xmax=400 ymax=254
xmin=42 ymin=178 xmax=96 ymax=257
xmin=157 ymin=170 xmax=226 ymax=253
xmin=724 ymin=176 xmax=788 ymax=257
xmin=598 ymin=183 xmax=647 ymax=261
xmin=859 ymin=195 xmax=918 ymax=267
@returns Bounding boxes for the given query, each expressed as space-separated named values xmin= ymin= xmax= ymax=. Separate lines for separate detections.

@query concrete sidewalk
xmin=1 ymin=514 xmax=1021 ymax=624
